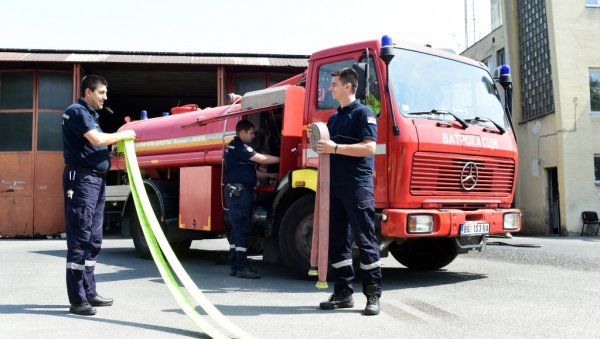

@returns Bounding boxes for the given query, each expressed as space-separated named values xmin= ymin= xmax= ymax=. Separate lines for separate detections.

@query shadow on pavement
xmin=0 ymin=304 xmax=206 ymax=338
xmin=32 ymin=244 xmax=487 ymax=293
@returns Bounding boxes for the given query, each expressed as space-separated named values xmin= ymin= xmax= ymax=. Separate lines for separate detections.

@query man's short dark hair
xmin=236 ymin=119 xmax=255 ymax=135
xmin=331 ymin=67 xmax=358 ymax=94
xmin=80 ymin=75 xmax=108 ymax=97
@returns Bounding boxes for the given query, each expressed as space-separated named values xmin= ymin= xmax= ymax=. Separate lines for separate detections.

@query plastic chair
xmin=581 ymin=211 xmax=600 ymax=236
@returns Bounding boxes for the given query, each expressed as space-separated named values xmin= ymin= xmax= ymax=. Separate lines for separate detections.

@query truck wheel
xmin=130 ymin=193 xmax=191 ymax=259
xmin=390 ymin=238 xmax=458 ymax=270
xmin=278 ymin=194 xmax=315 ymax=275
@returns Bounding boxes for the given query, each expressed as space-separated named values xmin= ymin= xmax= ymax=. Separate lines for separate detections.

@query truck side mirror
xmin=352 ymin=62 xmax=367 ymax=101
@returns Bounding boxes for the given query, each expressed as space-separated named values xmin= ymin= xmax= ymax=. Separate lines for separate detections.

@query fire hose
xmin=119 ymin=139 xmax=255 ymax=339
xmin=307 ymin=122 xmax=330 ymax=289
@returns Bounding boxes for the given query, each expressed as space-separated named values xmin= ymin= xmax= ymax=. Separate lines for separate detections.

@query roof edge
xmin=0 ymin=48 xmax=310 ymax=59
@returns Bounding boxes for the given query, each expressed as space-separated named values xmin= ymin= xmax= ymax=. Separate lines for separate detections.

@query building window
xmin=0 ymin=112 xmax=33 ymax=151
xmin=482 ymin=56 xmax=493 ymax=73
xmin=595 ymin=155 xmax=600 ymax=183
xmin=591 ymin=70 xmax=600 ymax=113
xmin=586 ymin=0 xmax=599 ymax=7
xmin=496 ymin=49 xmax=506 ymax=67
xmin=491 ymin=0 xmax=503 ymax=30
xmin=0 ymin=71 xmax=34 ymax=109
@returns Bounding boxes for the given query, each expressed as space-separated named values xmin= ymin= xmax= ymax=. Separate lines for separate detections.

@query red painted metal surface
xmin=410 ymin=152 xmax=515 ymax=196
xmin=179 ymin=166 xmax=224 ymax=232
xmin=381 ymin=208 xmax=521 ymax=238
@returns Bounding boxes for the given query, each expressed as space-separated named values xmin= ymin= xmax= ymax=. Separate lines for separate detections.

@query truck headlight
xmin=407 ymin=215 xmax=434 ymax=233
xmin=503 ymin=213 xmax=520 ymax=230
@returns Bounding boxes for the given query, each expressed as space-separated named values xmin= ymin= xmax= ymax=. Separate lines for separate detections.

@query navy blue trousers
xmin=225 ymin=189 xmax=254 ymax=270
xmin=63 ymin=169 xmax=105 ymax=305
xmin=329 ymin=186 xmax=382 ymax=297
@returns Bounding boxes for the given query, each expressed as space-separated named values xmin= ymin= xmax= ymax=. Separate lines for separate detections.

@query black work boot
xmin=236 ymin=266 xmax=260 ymax=279
xmin=319 ymin=288 xmax=354 ymax=310
xmin=88 ymin=294 xmax=113 ymax=307
xmin=363 ymin=284 xmax=380 ymax=315
xmin=69 ymin=301 xmax=96 ymax=316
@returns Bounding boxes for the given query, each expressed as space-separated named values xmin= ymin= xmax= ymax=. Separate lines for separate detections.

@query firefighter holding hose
xmin=310 ymin=67 xmax=382 ymax=316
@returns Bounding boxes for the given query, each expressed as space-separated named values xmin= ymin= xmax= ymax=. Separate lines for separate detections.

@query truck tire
xmin=130 ymin=193 xmax=191 ymax=259
xmin=390 ymin=238 xmax=458 ymax=270
xmin=278 ymin=194 xmax=315 ymax=275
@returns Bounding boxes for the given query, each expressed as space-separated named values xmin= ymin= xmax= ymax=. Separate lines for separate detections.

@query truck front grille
xmin=410 ymin=152 xmax=515 ymax=196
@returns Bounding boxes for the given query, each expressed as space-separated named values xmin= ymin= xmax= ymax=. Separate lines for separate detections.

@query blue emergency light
xmin=493 ymin=64 xmax=512 ymax=86
xmin=381 ymin=35 xmax=393 ymax=47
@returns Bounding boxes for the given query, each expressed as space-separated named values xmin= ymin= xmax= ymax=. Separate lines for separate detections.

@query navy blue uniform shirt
xmin=62 ymin=99 xmax=110 ymax=172
xmin=224 ymin=136 xmax=258 ymax=186
xmin=327 ymin=100 xmax=378 ymax=187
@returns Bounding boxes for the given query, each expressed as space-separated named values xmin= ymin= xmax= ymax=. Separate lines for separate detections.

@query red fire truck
xmin=112 ymin=36 xmax=521 ymax=274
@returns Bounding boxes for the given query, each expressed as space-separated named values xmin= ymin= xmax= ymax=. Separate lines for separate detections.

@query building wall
xmin=462 ymin=0 xmax=600 ymax=235
xmin=547 ymin=0 xmax=600 ymax=234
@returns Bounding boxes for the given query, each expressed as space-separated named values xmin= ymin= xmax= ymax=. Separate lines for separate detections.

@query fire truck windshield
xmin=390 ymin=48 xmax=508 ymax=129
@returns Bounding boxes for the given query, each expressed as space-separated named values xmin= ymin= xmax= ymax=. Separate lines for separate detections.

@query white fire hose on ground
xmin=119 ymin=139 xmax=255 ymax=339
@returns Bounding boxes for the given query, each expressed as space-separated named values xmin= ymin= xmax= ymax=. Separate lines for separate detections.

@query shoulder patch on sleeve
xmin=246 ymin=146 xmax=254 ymax=153
xmin=367 ymin=116 xmax=377 ymax=125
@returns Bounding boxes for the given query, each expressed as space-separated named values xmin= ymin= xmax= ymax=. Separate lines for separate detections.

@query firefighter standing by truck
xmin=224 ymin=120 xmax=279 ymax=279
xmin=62 ymin=75 xmax=136 ymax=316
xmin=312 ymin=68 xmax=382 ymax=316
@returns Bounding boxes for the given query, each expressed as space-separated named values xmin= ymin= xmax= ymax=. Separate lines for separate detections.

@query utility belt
xmin=65 ymin=165 xmax=108 ymax=179
xmin=225 ymin=183 xmax=253 ymax=198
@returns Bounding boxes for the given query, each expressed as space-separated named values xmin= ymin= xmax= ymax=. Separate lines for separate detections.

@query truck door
xmin=305 ymin=52 xmax=387 ymax=207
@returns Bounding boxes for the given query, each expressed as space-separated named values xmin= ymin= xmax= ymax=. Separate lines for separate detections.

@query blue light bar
xmin=381 ymin=35 xmax=392 ymax=47
xmin=500 ymin=64 xmax=510 ymax=75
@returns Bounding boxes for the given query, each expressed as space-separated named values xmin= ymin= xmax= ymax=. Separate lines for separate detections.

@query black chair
xmin=581 ymin=211 xmax=600 ymax=236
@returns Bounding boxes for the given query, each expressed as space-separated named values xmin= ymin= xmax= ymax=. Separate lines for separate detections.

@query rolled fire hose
xmin=307 ymin=122 xmax=330 ymax=289
xmin=119 ymin=139 xmax=255 ymax=339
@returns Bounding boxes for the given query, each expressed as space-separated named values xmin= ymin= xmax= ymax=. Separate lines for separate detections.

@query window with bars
xmin=517 ymin=0 xmax=555 ymax=121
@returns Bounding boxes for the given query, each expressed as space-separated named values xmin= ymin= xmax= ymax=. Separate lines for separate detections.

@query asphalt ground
xmin=1 ymin=235 xmax=600 ymax=338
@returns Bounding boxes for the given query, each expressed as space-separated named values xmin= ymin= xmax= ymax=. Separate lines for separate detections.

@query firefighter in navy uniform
xmin=224 ymin=120 xmax=279 ymax=279
xmin=312 ymin=67 xmax=382 ymax=316
xmin=62 ymin=75 xmax=135 ymax=316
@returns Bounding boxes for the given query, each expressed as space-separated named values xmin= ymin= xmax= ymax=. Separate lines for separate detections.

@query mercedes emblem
xmin=461 ymin=162 xmax=479 ymax=190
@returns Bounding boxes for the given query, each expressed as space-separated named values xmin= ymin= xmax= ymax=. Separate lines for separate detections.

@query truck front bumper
xmin=380 ymin=208 xmax=521 ymax=238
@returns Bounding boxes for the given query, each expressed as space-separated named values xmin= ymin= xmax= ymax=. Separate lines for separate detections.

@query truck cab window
xmin=360 ymin=56 xmax=382 ymax=116
xmin=316 ymin=58 xmax=381 ymax=115
xmin=316 ymin=59 xmax=354 ymax=110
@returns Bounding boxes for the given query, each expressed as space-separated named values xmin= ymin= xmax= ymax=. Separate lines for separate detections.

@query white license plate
xmin=460 ymin=222 xmax=489 ymax=236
